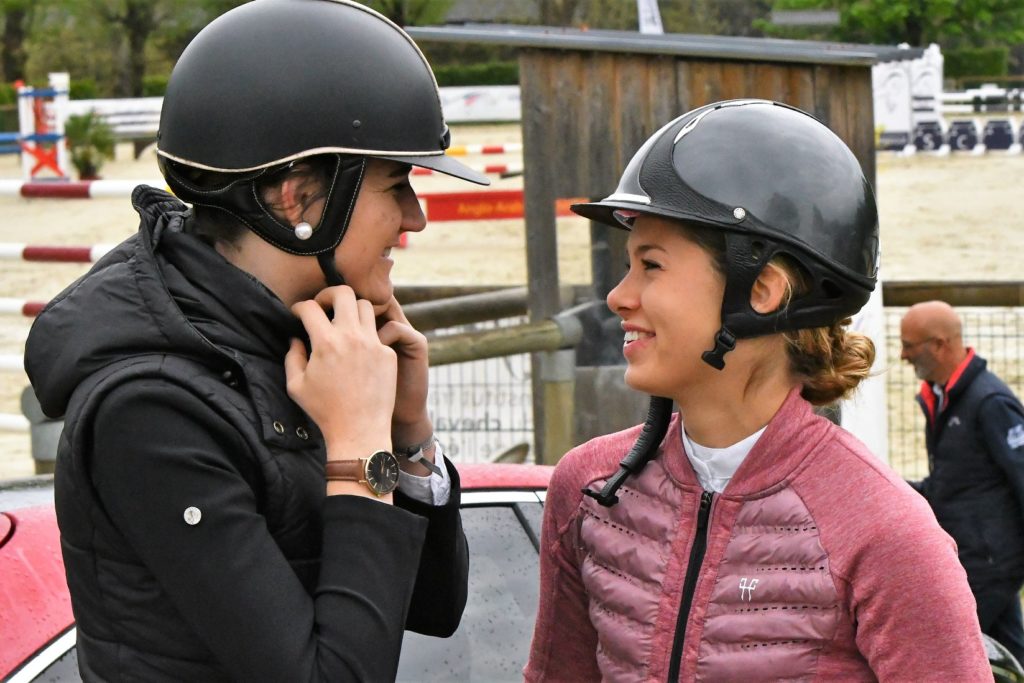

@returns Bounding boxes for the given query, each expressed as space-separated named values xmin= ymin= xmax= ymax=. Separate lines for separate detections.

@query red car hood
xmin=0 ymin=504 xmax=73 ymax=677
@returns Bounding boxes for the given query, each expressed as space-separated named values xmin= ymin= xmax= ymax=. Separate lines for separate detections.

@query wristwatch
xmin=396 ymin=435 xmax=443 ymax=476
xmin=325 ymin=450 xmax=400 ymax=496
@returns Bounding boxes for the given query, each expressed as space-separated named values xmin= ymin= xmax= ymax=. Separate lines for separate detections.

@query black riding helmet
xmin=573 ymin=99 xmax=879 ymax=369
xmin=578 ymin=99 xmax=879 ymax=507
xmin=156 ymin=0 xmax=489 ymax=284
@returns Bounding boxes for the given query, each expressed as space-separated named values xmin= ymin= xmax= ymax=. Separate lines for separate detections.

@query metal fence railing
xmin=427 ymin=317 xmax=535 ymax=464
xmin=884 ymin=306 xmax=1024 ymax=480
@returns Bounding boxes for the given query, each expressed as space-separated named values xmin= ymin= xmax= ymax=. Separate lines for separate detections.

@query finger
xmin=283 ymin=338 xmax=308 ymax=390
xmin=377 ymin=319 xmax=423 ymax=351
xmin=314 ymin=285 xmax=359 ymax=326
xmin=291 ymin=299 xmax=334 ymax=342
xmin=376 ymin=296 xmax=410 ymax=327
xmin=356 ymin=297 xmax=380 ymax=336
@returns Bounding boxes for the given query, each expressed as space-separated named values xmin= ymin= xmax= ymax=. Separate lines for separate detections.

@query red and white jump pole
xmin=0 ymin=179 xmax=166 ymax=198
xmin=0 ymin=167 xmax=526 ymax=198
xmin=412 ymin=164 xmax=521 ymax=177
xmin=0 ymin=243 xmax=114 ymax=263
xmin=444 ymin=143 xmax=521 ymax=156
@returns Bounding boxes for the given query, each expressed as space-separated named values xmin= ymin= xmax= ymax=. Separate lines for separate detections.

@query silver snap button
xmin=733 ymin=207 xmax=746 ymax=220
xmin=183 ymin=507 xmax=202 ymax=525
xmin=273 ymin=421 xmax=285 ymax=434
xmin=296 ymin=426 xmax=309 ymax=440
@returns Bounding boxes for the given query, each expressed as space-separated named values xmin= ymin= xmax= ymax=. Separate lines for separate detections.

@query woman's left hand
xmin=375 ymin=296 xmax=433 ymax=449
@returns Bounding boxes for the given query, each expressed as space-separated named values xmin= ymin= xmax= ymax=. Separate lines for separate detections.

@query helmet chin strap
xmin=317 ymin=250 xmax=346 ymax=287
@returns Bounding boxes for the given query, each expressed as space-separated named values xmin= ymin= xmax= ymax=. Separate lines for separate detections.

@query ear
xmin=266 ymin=176 xmax=308 ymax=226
xmin=750 ymin=262 xmax=790 ymax=315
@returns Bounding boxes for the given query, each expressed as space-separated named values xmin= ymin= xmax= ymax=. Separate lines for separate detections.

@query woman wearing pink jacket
xmin=525 ymin=100 xmax=991 ymax=681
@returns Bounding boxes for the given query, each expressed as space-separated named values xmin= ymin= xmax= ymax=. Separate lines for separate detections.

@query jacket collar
xmin=917 ymin=348 xmax=983 ymax=422
xmin=662 ymin=387 xmax=832 ymax=497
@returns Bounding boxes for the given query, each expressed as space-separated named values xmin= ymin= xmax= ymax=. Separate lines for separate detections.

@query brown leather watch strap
xmin=325 ymin=459 xmax=364 ymax=482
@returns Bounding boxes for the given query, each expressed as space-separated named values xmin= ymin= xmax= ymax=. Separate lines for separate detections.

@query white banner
xmin=437 ymin=85 xmax=521 ymax=123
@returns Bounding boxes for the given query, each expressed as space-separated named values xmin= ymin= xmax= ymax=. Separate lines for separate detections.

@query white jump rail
xmin=0 ymin=413 xmax=29 ymax=432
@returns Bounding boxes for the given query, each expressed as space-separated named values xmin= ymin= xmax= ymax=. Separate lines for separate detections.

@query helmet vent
xmin=750 ymin=240 xmax=765 ymax=261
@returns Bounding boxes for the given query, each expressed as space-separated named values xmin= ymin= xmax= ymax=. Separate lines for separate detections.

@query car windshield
xmin=397 ymin=496 xmax=543 ymax=682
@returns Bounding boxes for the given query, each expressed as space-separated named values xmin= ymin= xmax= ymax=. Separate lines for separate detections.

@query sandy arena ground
xmin=2 ymin=123 xmax=1022 ymax=478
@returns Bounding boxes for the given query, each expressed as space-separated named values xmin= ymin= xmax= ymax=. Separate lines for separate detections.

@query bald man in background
xmin=901 ymin=300 xmax=1024 ymax=662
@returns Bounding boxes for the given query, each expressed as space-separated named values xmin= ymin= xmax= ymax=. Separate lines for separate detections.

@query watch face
xmin=365 ymin=450 xmax=400 ymax=495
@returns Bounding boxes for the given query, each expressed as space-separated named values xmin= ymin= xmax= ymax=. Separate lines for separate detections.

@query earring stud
xmin=293 ymin=221 xmax=313 ymax=240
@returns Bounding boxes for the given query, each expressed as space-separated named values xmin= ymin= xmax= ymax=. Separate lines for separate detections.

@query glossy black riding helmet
xmin=573 ymin=99 xmax=879 ymax=369
xmin=156 ymin=0 xmax=489 ymax=284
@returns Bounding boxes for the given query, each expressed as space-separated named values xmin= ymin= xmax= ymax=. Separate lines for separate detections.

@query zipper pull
xmin=696 ymin=491 xmax=713 ymax=530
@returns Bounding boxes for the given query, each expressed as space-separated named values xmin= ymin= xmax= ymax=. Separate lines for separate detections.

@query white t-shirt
xmin=680 ymin=419 xmax=766 ymax=493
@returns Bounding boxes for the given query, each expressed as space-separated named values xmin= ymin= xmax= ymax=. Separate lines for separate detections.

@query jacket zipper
xmin=666 ymin=490 xmax=714 ymax=682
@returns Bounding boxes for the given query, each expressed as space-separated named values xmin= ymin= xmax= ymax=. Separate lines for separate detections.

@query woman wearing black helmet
xmin=24 ymin=1 xmax=484 ymax=680
xmin=526 ymin=100 xmax=991 ymax=680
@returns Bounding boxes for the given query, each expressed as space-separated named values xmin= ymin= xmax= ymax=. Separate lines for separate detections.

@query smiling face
xmin=333 ymin=158 xmax=426 ymax=305
xmin=605 ymin=215 xmax=726 ymax=399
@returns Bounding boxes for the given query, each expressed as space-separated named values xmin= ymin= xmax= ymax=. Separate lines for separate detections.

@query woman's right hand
xmin=285 ymin=285 xmax=397 ymax=460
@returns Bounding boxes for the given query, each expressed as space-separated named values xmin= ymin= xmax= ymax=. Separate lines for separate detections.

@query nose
xmin=401 ymin=188 xmax=427 ymax=234
xmin=606 ymin=270 xmax=636 ymax=316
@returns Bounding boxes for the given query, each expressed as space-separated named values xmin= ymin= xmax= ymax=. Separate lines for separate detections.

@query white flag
xmin=637 ymin=0 xmax=664 ymax=34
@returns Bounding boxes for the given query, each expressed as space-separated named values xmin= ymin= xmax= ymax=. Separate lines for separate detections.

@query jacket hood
xmin=24 ymin=185 xmax=304 ymax=418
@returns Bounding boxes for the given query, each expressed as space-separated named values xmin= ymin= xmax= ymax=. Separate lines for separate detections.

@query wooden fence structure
xmin=407 ymin=24 xmax=908 ymax=462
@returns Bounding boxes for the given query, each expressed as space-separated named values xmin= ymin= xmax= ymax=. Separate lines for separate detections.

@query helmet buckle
xmin=701 ymin=327 xmax=737 ymax=370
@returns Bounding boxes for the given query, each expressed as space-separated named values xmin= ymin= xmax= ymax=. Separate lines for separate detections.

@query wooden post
xmin=520 ymin=50 xmax=572 ymax=464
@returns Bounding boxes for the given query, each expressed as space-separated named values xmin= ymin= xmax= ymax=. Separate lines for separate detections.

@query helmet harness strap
xmin=583 ymin=396 xmax=674 ymax=507
xmin=703 ymin=231 xmax=779 ymax=370
xmin=318 ymin=251 xmax=346 ymax=287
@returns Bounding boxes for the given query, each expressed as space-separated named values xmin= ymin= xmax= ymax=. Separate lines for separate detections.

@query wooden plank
xmin=882 ymin=281 xmax=1024 ymax=307
xmin=811 ymin=63 xmax=833 ymax=126
xmin=685 ymin=60 xmax=722 ymax=108
xmin=846 ymin=67 xmax=877 ymax=188
xmin=579 ymin=52 xmax=619 ymax=194
xmin=647 ymin=55 xmax=680 ymax=134
xmin=545 ymin=51 xmax=586 ymax=197
xmin=750 ymin=62 xmax=786 ymax=101
xmin=785 ymin=65 xmax=817 ymax=113
xmin=615 ymin=55 xmax=659 ymax=164
xmin=427 ymin=319 xmax=578 ymax=366
xmin=675 ymin=59 xmax=694 ymax=114
xmin=717 ymin=61 xmax=750 ymax=100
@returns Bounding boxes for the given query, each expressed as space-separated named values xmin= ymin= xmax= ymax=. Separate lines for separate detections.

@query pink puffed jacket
xmin=525 ymin=389 xmax=991 ymax=682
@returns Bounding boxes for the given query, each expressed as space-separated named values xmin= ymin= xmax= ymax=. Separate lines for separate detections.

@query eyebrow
xmin=632 ymin=243 xmax=668 ymax=255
